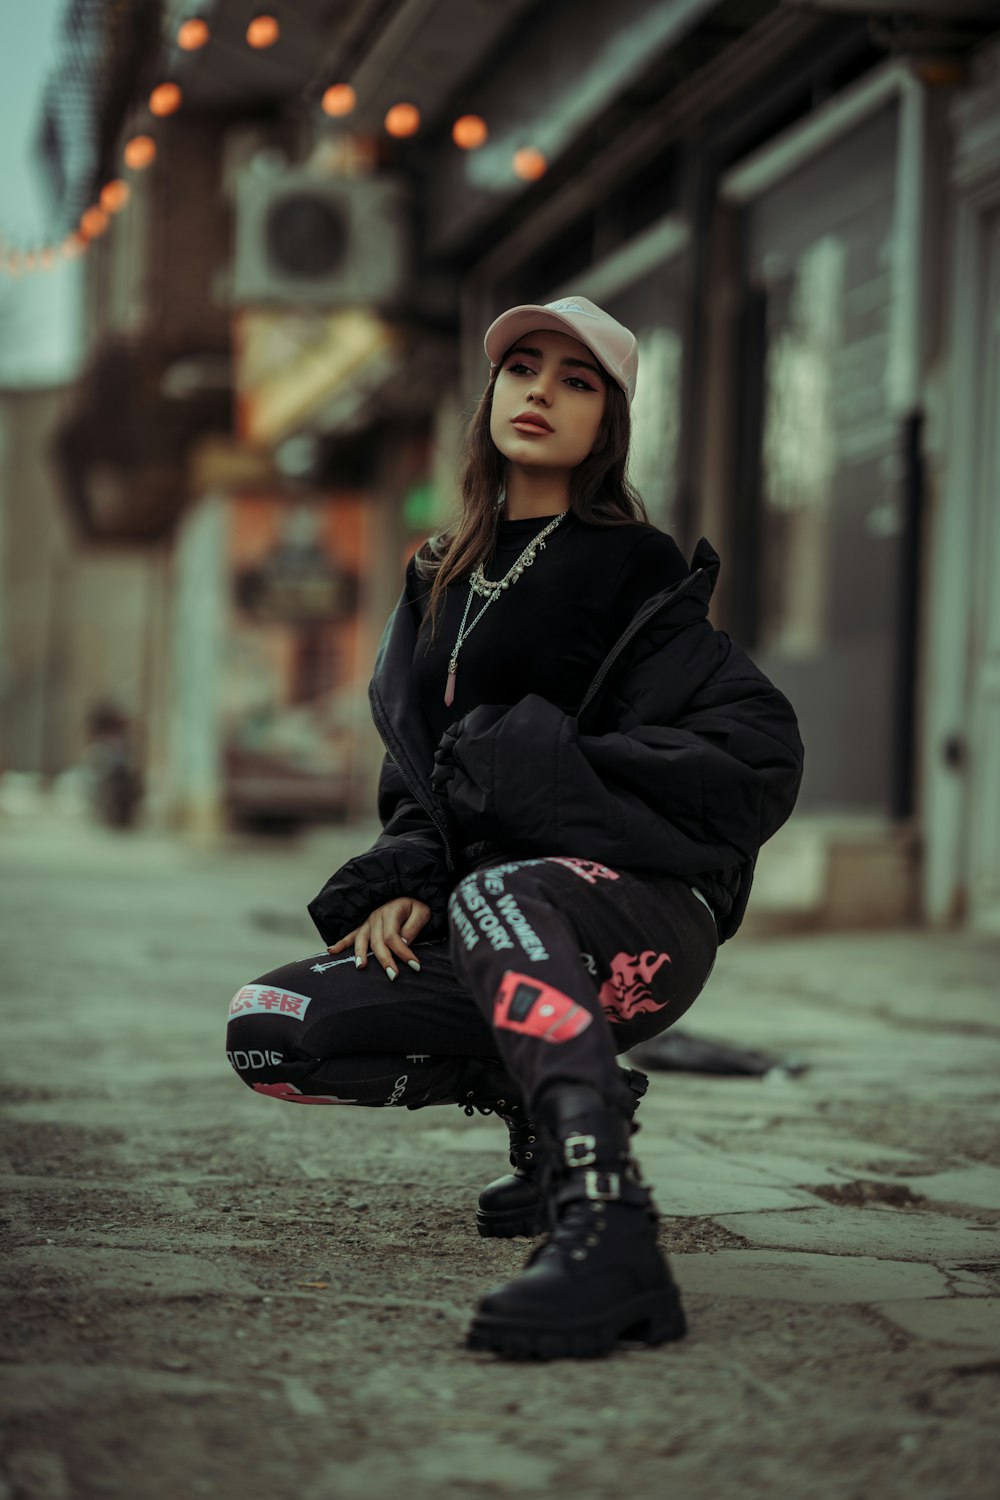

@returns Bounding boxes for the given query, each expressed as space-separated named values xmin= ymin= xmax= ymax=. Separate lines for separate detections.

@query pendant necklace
xmin=444 ymin=507 xmax=568 ymax=707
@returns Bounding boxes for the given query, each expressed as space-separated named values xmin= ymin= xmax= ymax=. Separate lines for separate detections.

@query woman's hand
xmin=326 ymin=896 xmax=432 ymax=981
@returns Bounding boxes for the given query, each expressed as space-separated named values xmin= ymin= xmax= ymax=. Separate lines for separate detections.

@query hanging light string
xmin=1 ymin=6 xmax=546 ymax=278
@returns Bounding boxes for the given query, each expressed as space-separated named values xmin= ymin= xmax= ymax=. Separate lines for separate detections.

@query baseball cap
xmin=484 ymin=295 xmax=638 ymax=408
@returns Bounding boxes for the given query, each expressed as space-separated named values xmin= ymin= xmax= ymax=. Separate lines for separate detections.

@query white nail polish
xmin=408 ymin=960 xmax=421 ymax=972
xmin=386 ymin=967 xmax=397 ymax=981
xmin=354 ymin=956 xmax=362 ymax=967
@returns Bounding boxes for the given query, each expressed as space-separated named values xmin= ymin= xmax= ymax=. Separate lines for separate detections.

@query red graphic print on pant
xmin=543 ymin=857 xmax=620 ymax=885
xmin=598 ymin=950 xmax=672 ymax=1024
xmin=493 ymin=972 xmax=594 ymax=1043
xmin=252 ymin=1081 xmax=357 ymax=1104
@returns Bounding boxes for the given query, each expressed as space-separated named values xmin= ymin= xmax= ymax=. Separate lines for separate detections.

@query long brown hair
xmin=414 ymin=346 xmax=649 ymax=639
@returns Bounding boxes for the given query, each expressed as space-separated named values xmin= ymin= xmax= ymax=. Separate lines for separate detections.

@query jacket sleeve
xmin=307 ymin=749 xmax=453 ymax=945
xmin=434 ymin=638 xmax=803 ymax=879
xmin=307 ymin=549 xmax=455 ymax=945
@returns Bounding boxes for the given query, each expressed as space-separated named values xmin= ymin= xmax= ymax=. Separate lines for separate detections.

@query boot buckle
xmin=563 ymin=1133 xmax=597 ymax=1167
xmin=584 ymin=1169 xmax=621 ymax=1201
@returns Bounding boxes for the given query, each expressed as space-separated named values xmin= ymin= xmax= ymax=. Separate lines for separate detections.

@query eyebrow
xmin=507 ymin=344 xmax=603 ymax=379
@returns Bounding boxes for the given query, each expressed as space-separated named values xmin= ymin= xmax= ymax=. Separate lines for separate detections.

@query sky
xmin=0 ymin=0 xmax=85 ymax=388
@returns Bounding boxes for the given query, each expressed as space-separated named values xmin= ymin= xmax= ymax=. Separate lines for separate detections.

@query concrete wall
xmin=0 ymin=386 xmax=166 ymax=783
xmin=0 ymin=386 xmax=76 ymax=775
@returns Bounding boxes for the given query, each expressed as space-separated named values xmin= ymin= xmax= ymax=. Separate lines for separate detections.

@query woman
xmin=226 ymin=295 xmax=805 ymax=1360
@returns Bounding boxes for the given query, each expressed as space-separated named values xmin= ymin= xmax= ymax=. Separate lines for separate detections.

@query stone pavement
xmin=0 ymin=813 xmax=998 ymax=1500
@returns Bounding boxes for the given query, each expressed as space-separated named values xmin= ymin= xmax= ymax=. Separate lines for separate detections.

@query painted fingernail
xmin=386 ymin=967 xmax=397 ymax=981
xmin=354 ymin=956 xmax=362 ymax=967
xmin=408 ymin=960 xmax=421 ymax=972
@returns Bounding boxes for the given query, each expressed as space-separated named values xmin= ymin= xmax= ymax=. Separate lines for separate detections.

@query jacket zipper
xmin=369 ymin=688 xmax=456 ymax=871
xmin=576 ymin=568 xmax=704 ymax=724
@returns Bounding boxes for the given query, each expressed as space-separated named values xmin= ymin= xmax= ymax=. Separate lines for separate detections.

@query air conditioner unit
xmin=231 ymin=168 xmax=413 ymax=309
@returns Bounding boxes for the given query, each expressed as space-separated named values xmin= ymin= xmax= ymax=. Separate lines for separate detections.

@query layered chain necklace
xmin=444 ymin=506 xmax=568 ymax=707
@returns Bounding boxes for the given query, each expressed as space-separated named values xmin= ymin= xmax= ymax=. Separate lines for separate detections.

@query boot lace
xmin=506 ymin=1119 xmax=538 ymax=1173
xmin=459 ymin=1092 xmax=522 ymax=1121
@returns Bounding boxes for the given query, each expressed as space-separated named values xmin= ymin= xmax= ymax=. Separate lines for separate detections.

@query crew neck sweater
xmin=407 ymin=510 xmax=689 ymax=749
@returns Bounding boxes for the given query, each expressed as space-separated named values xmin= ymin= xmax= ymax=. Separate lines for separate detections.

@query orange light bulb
xmin=178 ymin=17 xmax=210 ymax=50
xmin=100 ymin=180 xmax=131 ymax=213
xmin=123 ymin=135 xmax=157 ymax=170
xmin=80 ymin=207 xmax=110 ymax=240
xmin=149 ymin=82 xmax=182 ymax=117
xmin=513 ymin=146 xmax=547 ymax=181
xmin=452 ymin=115 xmax=488 ymax=150
xmin=385 ymin=102 xmax=420 ymax=138
xmin=246 ymin=14 xmax=279 ymax=48
xmin=321 ymin=83 xmax=356 ymax=118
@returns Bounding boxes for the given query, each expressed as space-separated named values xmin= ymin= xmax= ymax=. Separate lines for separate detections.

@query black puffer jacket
xmin=307 ymin=537 xmax=804 ymax=948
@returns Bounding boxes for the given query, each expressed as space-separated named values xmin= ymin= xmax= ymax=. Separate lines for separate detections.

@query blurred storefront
xmin=167 ymin=479 xmax=365 ymax=835
xmin=416 ymin=0 xmax=999 ymax=935
xmin=13 ymin=0 xmax=1000 ymax=935
xmin=924 ymin=49 xmax=1000 ymax=936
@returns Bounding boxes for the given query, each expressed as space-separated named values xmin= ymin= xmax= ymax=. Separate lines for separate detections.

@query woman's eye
xmin=506 ymin=361 xmax=593 ymax=391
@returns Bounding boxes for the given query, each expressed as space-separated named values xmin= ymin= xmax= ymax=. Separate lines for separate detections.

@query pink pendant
xmin=444 ymin=670 xmax=456 ymax=707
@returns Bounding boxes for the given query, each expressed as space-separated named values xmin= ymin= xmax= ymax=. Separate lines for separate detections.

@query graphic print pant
xmin=226 ymin=856 xmax=719 ymax=1117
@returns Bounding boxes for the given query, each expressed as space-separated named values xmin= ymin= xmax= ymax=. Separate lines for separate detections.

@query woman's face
xmin=489 ymin=327 xmax=608 ymax=472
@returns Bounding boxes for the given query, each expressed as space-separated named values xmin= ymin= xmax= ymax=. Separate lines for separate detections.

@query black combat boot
xmin=465 ymin=1081 xmax=686 ymax=1360
xmin=474 ymin=1066 xmax=649 ymax=1240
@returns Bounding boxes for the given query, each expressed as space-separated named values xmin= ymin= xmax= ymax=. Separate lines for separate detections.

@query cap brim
xmin=485 ymin=305 xmax=599 ymax=368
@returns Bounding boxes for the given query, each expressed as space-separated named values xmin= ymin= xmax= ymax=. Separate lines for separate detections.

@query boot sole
xmin=465 ymin=1289 xmax=687 ymax=1360
xmin=475 ymin=1205 xmax=545 ymax=1239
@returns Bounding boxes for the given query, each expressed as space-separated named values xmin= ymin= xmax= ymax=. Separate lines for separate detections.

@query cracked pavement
xmin=1 ymin=814 xmax=998 ymax=1499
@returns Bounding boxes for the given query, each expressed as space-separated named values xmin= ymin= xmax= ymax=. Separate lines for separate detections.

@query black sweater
xmin=410 ymin=511 xmax=690 ymax=748
xmin=307 ymin=532 xmax=805 ymax=949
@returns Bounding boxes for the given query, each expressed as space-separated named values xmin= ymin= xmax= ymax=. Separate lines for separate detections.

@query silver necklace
xmin=444 ymin=509 xmax=568 ymax=707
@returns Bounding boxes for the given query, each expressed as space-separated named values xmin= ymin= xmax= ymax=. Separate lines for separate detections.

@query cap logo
xmin=547 ymin=300 xmax=599 ymax=318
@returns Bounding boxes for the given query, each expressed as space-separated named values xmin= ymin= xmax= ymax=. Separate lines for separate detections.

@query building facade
xmin=30 ymin=0 xmax=1000 ymax=933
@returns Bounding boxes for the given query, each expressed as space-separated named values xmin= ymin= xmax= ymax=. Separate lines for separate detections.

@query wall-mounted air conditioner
xmin=231 ymin=168 xmax=412 ymax=309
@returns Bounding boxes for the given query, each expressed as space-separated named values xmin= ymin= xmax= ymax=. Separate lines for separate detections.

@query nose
xmin=525 ymin=375 xmax=552 ymax=404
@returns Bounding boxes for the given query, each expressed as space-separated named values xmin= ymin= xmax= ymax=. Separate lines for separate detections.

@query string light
xmin=513 ymin=146 xmax=546 ymax=181
xmin=100 ymin=180 xmax=131 ymax=213
xmin=149 ymin=82 xmax=182 ymax=117
xmin=321 ymin=83 xmax=356 ymax=117
xmin=80 ymin=206 xmax=110 ymax=240
xmin=177 ymin=17 xmax=210 ymax=50
xmin=5 ymin=40 xmax=558 ymax=280
xmin=452 ymin=114 xmax=488 ymax=149
xmin=124 ymin=135 xmax=157 ymax=169
xmin=246 ymin=14 xmax=280 ymax=49
xmin=385 ymin=102 xmax=420 ymax=138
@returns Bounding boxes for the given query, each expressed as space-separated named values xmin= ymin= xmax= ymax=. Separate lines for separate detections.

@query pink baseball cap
xmin=484 ymin=295 xmax=638 ymax=408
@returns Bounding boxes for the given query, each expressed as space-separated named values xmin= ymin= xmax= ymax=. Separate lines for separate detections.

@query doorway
xmin=966 ymin=209 xmax=1000 ymax=932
